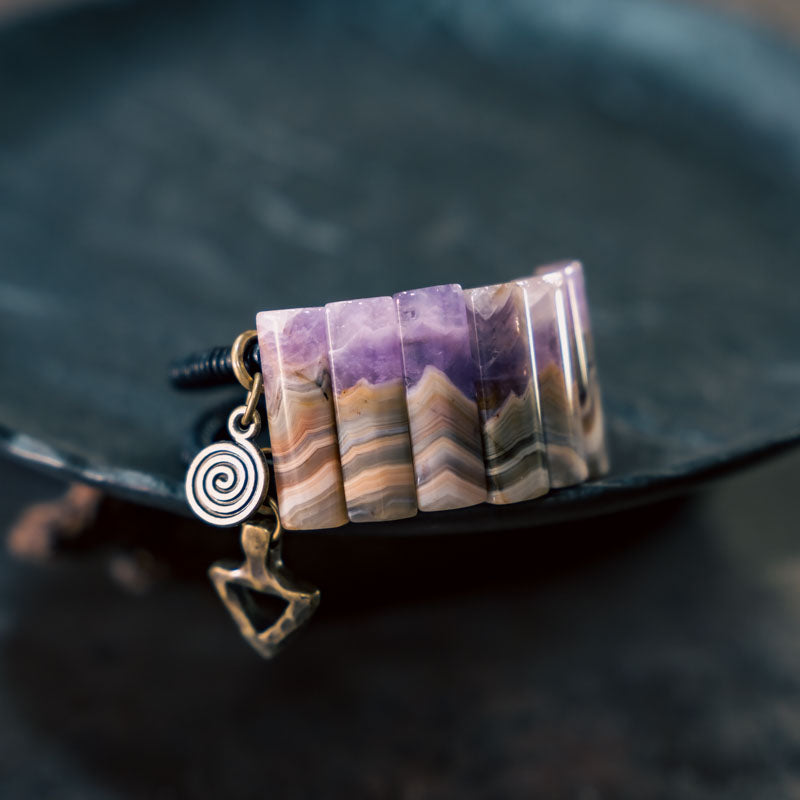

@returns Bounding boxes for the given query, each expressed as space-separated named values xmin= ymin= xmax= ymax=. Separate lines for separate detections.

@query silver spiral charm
xmin=185 ymin=412 xmax=269 ymax=527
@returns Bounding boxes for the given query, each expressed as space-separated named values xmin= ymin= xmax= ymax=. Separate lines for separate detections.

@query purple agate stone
xmin=256 ymin=306 xmax=348 ymax=530
xmin=516 ymin=275 xmax=589 ymax=488
xmin=535 ymin=260 xmax=609 ymax=477
xmin=394 ymin=284 xmax=486 ymax=511
xmin=394 ymin=284 xmax=479 ymax=400
xmin=326 ymin=297 xmax=406 ymax=392
xmin=467 ymin=283 xmax=535 ymax=413
xmin=325 ymin=297 xmax=417 ymax=522
xmin=466 ymin=281 xmax=549 ymax=504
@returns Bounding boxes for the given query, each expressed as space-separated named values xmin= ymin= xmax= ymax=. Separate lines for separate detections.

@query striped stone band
xmin=256 ymin=260 xmax=608 ymax=530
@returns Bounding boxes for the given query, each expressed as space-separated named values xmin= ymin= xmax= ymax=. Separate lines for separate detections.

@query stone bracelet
xmin=180 ymin=259 xmax=609 ymax=656
xmin=255 ymin=260 xmax=608 ymax=531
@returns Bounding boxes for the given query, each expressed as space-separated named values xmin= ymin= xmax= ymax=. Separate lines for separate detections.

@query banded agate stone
xmin=395 ymin=284 xmax=487 ymax=512
xmin=256 ymin=307 xmax=348 ymax=530
xmin=466 ymin=282 xmax=549 ymax=504
xmin=536 ymin=261 xmax=609 ymax=478
xmin=325 ymin=297 xmax=417 ymax=523
xmin=517 ymin=276 xmax=589 ymax=488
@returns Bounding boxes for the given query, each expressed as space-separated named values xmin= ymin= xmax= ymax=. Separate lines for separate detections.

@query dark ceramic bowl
xmin=1 ymin=0 xmax=799 ymax=533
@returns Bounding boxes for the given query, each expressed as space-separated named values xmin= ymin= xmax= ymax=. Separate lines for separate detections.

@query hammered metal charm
xmin=209 ymin=515 xmax=321 ymax=659
xmin=184 ymin=330 xmax=320 ymax=658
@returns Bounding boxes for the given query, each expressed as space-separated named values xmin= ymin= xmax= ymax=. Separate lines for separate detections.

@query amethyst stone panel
xmin=325 ymin=297 xmax=417 ymax=523
xmin=394 ymin=284 xmax=487 ymax=512
xmin=536 ymin=260 xmax=609 ymax=478
xmin=466 ymin=282 xmax=549 ymax=504
xmin=256 ymin=307 xmax=348 ymax=530
xmin=517 ymin=276 xmax=589 ymax=488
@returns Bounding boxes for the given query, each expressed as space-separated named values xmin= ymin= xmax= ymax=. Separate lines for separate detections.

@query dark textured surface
xmin=0 ymin=0 xmax=799 ymax=529
xmin=3 ymin=447 xmax=800 ymax=797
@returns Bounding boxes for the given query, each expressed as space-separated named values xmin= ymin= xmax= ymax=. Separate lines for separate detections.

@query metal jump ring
xmin=228 ymin=406 xmax=260 ymax=442
xmin=231 ymin=330 xmax=258 ymax=391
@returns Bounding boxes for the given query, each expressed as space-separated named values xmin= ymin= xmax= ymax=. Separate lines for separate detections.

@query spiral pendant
xmin=185 ymin=407 xmax=269 ymax=527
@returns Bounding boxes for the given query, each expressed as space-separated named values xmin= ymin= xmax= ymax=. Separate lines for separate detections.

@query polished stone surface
xmin=325 ymin=297 xmax=417 ymax=523
xmin=256 ymin=307 xmax=348 ymax=530
xmin=518 ymin=276 xmax=589 ymax=488
xmin=466 ymin=282 xmax=549 ymax=504
xmin=395 ymin=285 xmax=487 ymax=512
xmin=536 ymin=261 xmax=609 ymax=478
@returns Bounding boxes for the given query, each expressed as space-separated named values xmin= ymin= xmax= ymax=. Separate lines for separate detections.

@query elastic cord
xmin=169 ymin=342 xmax=261 ymax=389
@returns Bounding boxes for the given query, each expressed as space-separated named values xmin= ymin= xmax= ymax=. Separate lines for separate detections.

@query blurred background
xmin=1 ymin=0 xmax=800 ymax=797
xmin=0 ymin=0 xmax=795 ymax=31
xmin=2 ymin=0 xmax=800 ymax=31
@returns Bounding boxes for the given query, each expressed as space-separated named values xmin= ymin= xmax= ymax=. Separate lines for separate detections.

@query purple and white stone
xmin=536 ymin=260 xmax=609 ymax=478
xmin=395 ymin=284 xmax=487 ymax=512
xmin=517 ymin=275 xmax=589 ymax=488
xmin=325 ymin=297 xmax=417 ymax=523
xmin=466 ymin=282 xmax=549 ymax=504
xmin=256 ymin=307 xmax=349 ymax=530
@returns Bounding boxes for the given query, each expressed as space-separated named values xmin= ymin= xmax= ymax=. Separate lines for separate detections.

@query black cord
xmin=169 ymin=342 xmax=261 ymax=389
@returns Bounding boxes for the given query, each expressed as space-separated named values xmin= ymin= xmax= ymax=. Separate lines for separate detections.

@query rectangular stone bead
xmin=517 ymin=275 xmax=589 ymax=488
xmin=394 ymin=284 xmax=487 ymax=512
xmin=325 ymin=297 xmax=417 ymax=523
xmin=256 ymin=307 xmax=348 ymax=530
xmin=465 ymin=282 xmax=549 ymax=504
xmin=536 ymin=261 xmax=609 ymax=478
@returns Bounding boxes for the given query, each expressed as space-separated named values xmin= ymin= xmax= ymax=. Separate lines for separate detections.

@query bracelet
xmin=178 ymin=259 xmax=608 ymax=657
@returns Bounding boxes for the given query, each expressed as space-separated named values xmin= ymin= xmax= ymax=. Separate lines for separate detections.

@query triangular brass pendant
xmin=209 ymin=520 xmax=320 ymax=659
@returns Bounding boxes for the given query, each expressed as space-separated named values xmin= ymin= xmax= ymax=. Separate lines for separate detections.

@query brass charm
xmin=208 ymin=502 xmax=320 ymax=659
xmin=185 ymin=330 xmax=320 ymax=658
